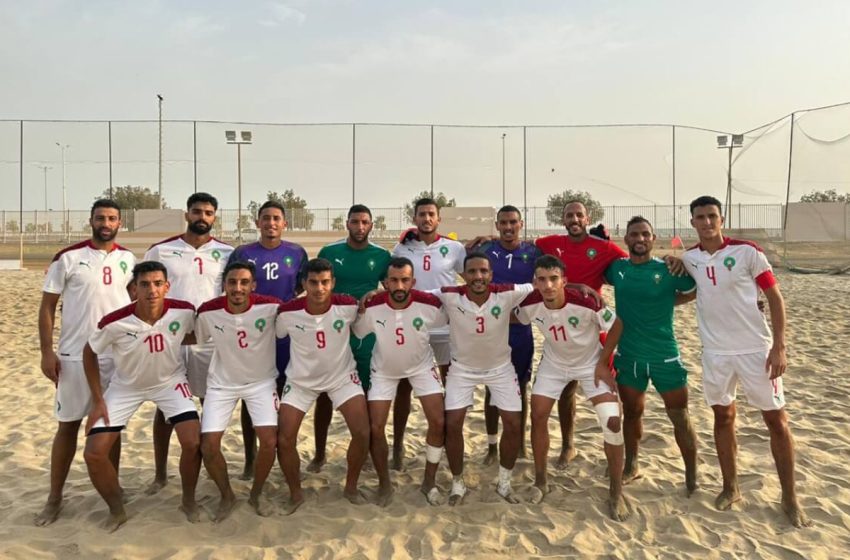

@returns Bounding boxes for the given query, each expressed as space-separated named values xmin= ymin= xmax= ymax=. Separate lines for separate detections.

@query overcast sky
xmin=2 ymin=0 xmax=849 ymax=213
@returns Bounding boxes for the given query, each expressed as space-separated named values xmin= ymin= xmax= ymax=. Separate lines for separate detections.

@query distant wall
xmin=785 ymin=203 xmax=849 ymax=242
xmin=134 ymin=210 xmax=185 ymax=233
xmin=439 ymin=207 xmax=496 ymax=239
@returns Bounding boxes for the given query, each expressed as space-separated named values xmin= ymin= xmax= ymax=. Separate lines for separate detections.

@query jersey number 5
xmin=395 ymin=327 xmax=405 ymax=345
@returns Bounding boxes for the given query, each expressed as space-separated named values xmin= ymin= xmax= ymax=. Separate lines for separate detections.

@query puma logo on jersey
xmin=214 ymin=325 xmax=225 ymax=333
xmin=455 ymin=306 xmax=466 ymax=315
xmin=618 ymin=271 xmax=625 ymax=279
xmin=334 ymin=258 xmax=344 ymax=266
xmin=295 ymin=325 xmax=306 ymax=331
xmin=376 ymin=319 xmax=386 ymax=327
xmin=555 ymin=248 xmax=563 ymax=256
xmin=172 ymin=250 xmax=184 ymax=258
xmin=534 ymin=317 xmax=545 ymax=325
xmin=78 ymin=261 xmax=91 ymax=268
xmin=491 ymin=251 xmax=500 ymax=258
xmin=125 ymin=331 xmax=138 ymax=339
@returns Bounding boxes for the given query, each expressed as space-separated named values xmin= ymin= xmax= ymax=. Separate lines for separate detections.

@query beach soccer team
xmin=34 ymin=191 xmax=811 ymax=532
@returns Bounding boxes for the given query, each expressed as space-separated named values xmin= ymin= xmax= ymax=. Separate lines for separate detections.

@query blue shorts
xmin=509 ymin=324 xmax=534 ymax=385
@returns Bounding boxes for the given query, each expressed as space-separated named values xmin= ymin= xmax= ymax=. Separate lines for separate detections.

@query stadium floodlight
xmin=716 ymin=135 xmax=728 ymax=147
xmin=501 ymin=133 xmax=507 ymax=206
xmin=55 ymin=142 xmax=70 ymax=241
xmin=225 ymin=130 xmax=253 ymax=242
xmin=731 ymin=134 xmax=744 ymax=146
xmin=716 ymin=133 xmax=745 ymax=227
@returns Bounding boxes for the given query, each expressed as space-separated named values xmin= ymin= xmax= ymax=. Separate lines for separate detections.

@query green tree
xmin=374 ymin=215 xmax=386 ymax=231
xmin=332 ymin=215 xmax=345 ymax=231
xmin=800 ymin=189 xmax=850 ymax=203
xmin=248 ymin=189 xmax=315 ymax=231
xmin=545 ymin=190 xmax=604 ymax=226
xmin=404 ymin=190 xmax=457 ymax=223
xmin=100 ymin=186 xmax=166 ymax=210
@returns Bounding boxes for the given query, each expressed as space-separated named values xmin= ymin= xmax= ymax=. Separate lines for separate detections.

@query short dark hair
xmin=463 ymin=251 xmax=490 ymax=271
xmin=132 ymin=261 xmax=168 ymax=282
xmin=348 ymin=204 xmax=372 ymax=220
xmin=223 ymin=260 xmax=256 ymax=280
xmin=388 ymin=256 xmax=414 ymax=273
xmin=258 ymin=200 xmax=286 ymax=219
xmin=306 ymin=257 xmax=334 ymax=277
xmin=187 ymin=192 xmax=219 ymax=211
xmin=414 ymin=198 xmax=440 ymax=216
xmin=689 ymin=195 xmax=722 ymax=216
xmin=496 ymin=205 xmax=522 ymax=220
xmin=626 ymin=215 xmax=653 ymax=233
xmin=91 ymin=198 xmax=121 ymax=218
xmin=534 ymin=254 xmax=565 ymax=275
xmin=562 ymin=200 xmax=588 ymax=215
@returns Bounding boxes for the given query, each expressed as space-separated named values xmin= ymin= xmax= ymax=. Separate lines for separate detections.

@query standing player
xmin=392 ymin=198 xmax=465 ymax=470
xmin=227 ymin=200 xmax=307 ymax=479
xmin=144 ymin=192 xmax=233 ymax=493
xmin=437 ymin=253 xmax=533 ymax=505
xmin=518 ymin=255 xmax=628 ymax=520
xmin=275 ymin=258 xmax=372 ymax=512
xmin=477 ymin=205 xmax=541 ymax=464
xmin=35 ymin=199 xmax=136 ymax=526
xmin=353 ymin=257 xmax=448 ymax=506
xmin=605 ymin=216 xmax=699 ymax=495
xmin=196 ymin=261 xmax=283 ymax=521
xmin=83 ymin=261 xmax=200 ymax=532
xmin=684 ymin=195 xmax=810 ymax=527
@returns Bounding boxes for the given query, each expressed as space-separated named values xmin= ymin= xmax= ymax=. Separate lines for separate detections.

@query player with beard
xmin=604 ymin=216 xmax=698 ymax=495
xmin=144 ymin=192 xmax=233 ymax=494
xmin=35 ymin=199 xmax=136 ymax=527
xmin=227 ymin=200 xmax=307 ymax=480
xmin=353 ymin=257 xmax=448 ymax=506
xmin=308 ymin=205 xmax=391 ymax=473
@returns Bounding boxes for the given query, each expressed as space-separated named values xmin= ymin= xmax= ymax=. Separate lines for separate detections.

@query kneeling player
xmin=275 ymin=258 xmax=371 ymax=513
xmin=83 ymin=262 xmax=201 ymax=532
xmin=196 ymin=261 xmax=283 ymax=521
xmin=353 ymin=257 xmax=448 ymax=506
xmin=517 ymin=255 xmax=629 ymax=521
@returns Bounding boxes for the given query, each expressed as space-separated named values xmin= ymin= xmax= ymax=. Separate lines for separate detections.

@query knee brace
xmin=595 ymin=401 xmax=624 ymax=445
xmin=425 ymin=445 xmax=443 ymax=464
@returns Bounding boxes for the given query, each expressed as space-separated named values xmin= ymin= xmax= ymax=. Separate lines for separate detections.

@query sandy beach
xmin=0 ymin=268 xmax=848 ymax=559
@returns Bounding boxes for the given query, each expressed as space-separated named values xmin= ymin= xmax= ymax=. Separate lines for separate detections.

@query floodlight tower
xmin=501 ymin=133 xmax=507 ymax=206
xmin=716 ymin=134 xmax=744 ymax=228
xmin=225 ymin=130 xmax=253 ymax=242
xmin=55 ymin=142 xmax=70 ymax=241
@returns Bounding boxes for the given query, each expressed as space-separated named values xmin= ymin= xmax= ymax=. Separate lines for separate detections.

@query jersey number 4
xmin=706 ymin=265 xmax=717 ymax=286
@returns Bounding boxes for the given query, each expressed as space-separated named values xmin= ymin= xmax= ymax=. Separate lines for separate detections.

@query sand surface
xmin=0 ymin=269 xmax=848 ymax=559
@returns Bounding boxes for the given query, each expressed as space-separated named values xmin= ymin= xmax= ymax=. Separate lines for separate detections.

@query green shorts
xmin=614 ymin=354 xmax=688 ymax=394
xmin=350 ymin=333 xmax=375 ymax=390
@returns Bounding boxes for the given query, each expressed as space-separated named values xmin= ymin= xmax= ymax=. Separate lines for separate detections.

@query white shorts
xmin=701 ymin=351 xmax=785 ymax=411
xmin=445 ymin=362 xmax=521 ymax=412
xmin=531 ymin=358 xmax=614 ymax=401
xmin=55 ymin=357 xmax=116 ymax=422
xmin=201 ymin=378 xmax=279 ymax=433
xmin=429 ymin=337 xmax=451 ymax=367
xmin=281 ymin=372 xmax=365 ymax=413
xmin=368 ymin=367 xmax=444 ymax=401
xmin=184 ymin=344 xmax=213 ymax=398
xmin=90 ymin=375 xmax=198 ymax=431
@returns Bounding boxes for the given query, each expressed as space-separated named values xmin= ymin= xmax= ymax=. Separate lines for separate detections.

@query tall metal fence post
xmin=351 ymin=124 xmax=356 ymax=205
xmin=430 ymin=125 xmax=434 ymax=198
xmin=193 ymin=121 xmax=198 ymax=193
xmin=672 ymin=125 xmax=677 ymax=238
xmin=523 ymin=126 xmax=527 ymax=241
xmin=108 ymin=121 xmax=113 ymax=198
xmin=19 ymin=120 xmax=24 ymax=267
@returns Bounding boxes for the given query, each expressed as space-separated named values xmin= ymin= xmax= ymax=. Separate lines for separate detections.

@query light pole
xmin=501 ymin=133 xmax=507 ymax=206
xmin=55 ymin=143 xmax=70 ymax=241
xmin=157 ymin=94 xmax=164 ymax=208
xmin=35 ymin=164 xmax=52 ymax=212
xmin=716 ymin=134 xmax=744 ymax=228
xmin=225 ymin=130 xmax=252 ymax=242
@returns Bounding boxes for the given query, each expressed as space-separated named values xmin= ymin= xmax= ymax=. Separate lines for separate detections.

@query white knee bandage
xmin=426 ymin=445 xmax=443 ymax=464
xmin=595 ymin=401 xmax=624 ymax=445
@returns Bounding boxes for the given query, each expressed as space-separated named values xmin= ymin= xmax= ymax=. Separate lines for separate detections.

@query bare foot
xmin=248 ymin=494 xmax=273 ymax=517
xmin=623 ymin=465 xmax=643 ymax=485
xmin=391 ymin=450 xmax=405 ymax=472
xmin=496 ymin=481 xmax=520 ymax=504
xmin=782 ymin=499 xmax=812 ymax=528
xmin=714 ymin=487 xmax=742 ymax=511
xmin=685 ymin=465 xmax=698 ymax=497
xmin=556 ymin=448 xmax=576 ymax=470
xmin=528 ymin=484 xmax=548 ymax=505
xmin=144 ymin=477 xmax=167 ymax=496
xmin=421 ymin=485 xmax=442 ymax=506
xmin=608 ymin=494 xmax=630 ymax=522
xmin=213 ymin=492 xmax=236 ymax=523
xmin=179 ymin=500 xmax=201 ymax=523
xmin=449 ymin=480 xmax=467 ymax=506
xmin=34 ymin=500 xmax=63 ymax=527
xmin=376 ymin=484 xmax=394 ymax=507
xmin=306 ymin=456 xmax=325 ymax=474
xmin=344 ymin=489 xmax=368 ymax=505
xmin=283 ymin=495 xmax=305 ymax=516
xmin=239 ymin=464 xmax=254 ymax=481
xmin=103 ymin=509 xmax=128 ymax=533
xmin=482 ymin=445 xmax=498 ymax=466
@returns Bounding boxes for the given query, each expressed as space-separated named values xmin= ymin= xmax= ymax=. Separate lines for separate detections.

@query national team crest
xmin=521 ymin=252 xmax=529 ymax=263
xmin=568 ymin=316 xmax=579 ymax=328
xmin=211 ymin=249 xmax=222 ymax=262
xmin=491 ymin=306 xmax=502 ymax=319
xmin=332 ymin=319 xmax=344 ymax=332
xmin=368 ymin=259 xmax=376 ymax=270
xmin=586 ymin=248 xmax=597 ymax=260
xmin=723 ymin=257 xmax=736 ymax=271
xmin=602 ymin=309 xmax=613 ymax=322
xmin=168 ymin=321 xmax=181 ymax=335
xmin=255 ymin=318 xmax=266 ymax=332
xmin=653 ymin=273 xmax=662 ymax=284
xmin=284 ymin=256 xmax=293 ymax=267
xmin=412 ymin=317 xmax=424 ymax=331
xmin=119 ymin=261 xmax=128 ymax=273
xmin=439 ymin=246 xmax=449 ymax=257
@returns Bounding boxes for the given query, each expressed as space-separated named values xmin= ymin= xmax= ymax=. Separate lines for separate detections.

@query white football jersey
xmin=144 ymin=235 xmax=233 ymax=308
xmin=683 ymin=238 xmax=776 ymax=354
xmin=516 ymin=288 xmax=616 ymax=369
xmin=435 ymin=283 xmax=534 ymax=372
xmin=43 ymin=240 xmax=136 ymax=360
xmin=275 ymin=295 xmax=359 ymax=391
xmin=352 ymin=289 xmax=448 ymax=378
xmin=88 ymin=299 xmax=195 ymax=391
xmin=196 ymin=294 xmax=283 ymax=388
xmin=392 ymin=236 xmax=464 ymax=338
